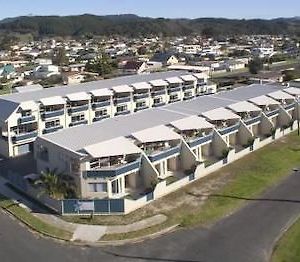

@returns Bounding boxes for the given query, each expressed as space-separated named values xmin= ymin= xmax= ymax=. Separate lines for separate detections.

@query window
xmin=45 ymin=119 xmax=60 ymax=129
xmin=136 ymin=101 xmax=146 ymax=108
xmin=71 ymin=114 xmax=85 ymax=122
xmin=21 ymin=110 xmax=32 ymax=117
xmin=170 ymin=94 xmax=178 ymax=101
xmin=88 ymin=183 xmax=107 ymax=193
xmin=153 ymin=97 xmax=162 ymax=104
xmin=117 ymin=105 xmax=127 ymax=112
xmin=95 ymin=109 xmax=108 ymax=117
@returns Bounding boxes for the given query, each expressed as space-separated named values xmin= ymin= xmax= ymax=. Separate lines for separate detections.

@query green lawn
xmin=0 ymin=194 xmax=72 ymax=241
xmin=272 ymin=218 xmax=300 ymax=262
xmin=102 ymin=132 xmax=300 ymax=240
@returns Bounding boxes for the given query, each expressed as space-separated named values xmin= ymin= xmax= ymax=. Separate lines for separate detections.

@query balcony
xmin=69 ymin=119 xmax=88 ymax=127
xmin=93 ymin=115 xmax=110 ymax=122
xmin=284 ymin=103 xmax=295 ymax=111
xmin=151 ymin=90 xmax=166 ymax=97
xmin=115 ymin=110 xmax=131 ymax=116
xmin=42 ymin=109 xmax=65 ymax=119
xmin=84 ymin=160 xmax=141 ymax=178
xmin=18 ymin=115 xmax=36 ymax=125
xmin=167 ymin=87 xmax=181 ymax=93
xmin=169 ymin=98 xmax=181 ymax=103
xmin=68 ymin=105 xmax=89 ymax=114
xmin=183 ymin=84 xmax=195 ymax=91
xmin=265 ymin=109 xmax=279 ymax=118
xmin=114 ymin=97 xmax=131 ymax=104
xmin=134 ymin=93 xmax=149 ymax=100
xmin=152 ymin=102 xmax=166 ymax=107
xmin=218 ymin=123 xmax=240 ymax=136
xmin=42 ymin=125 xmax=63 ymax=134
xmin=148 ymin=145 xmax=180 ymax=162
xmin=134 ymin=105 xmax=149 ymax=112
xmin=187 ymin=133 xmax=213 ymax=148
xmin=183 ymin=94 xmax=194 ymax=100
xmin=244 ymin=115 xmax=262 ymax=126
xmin=12 ymin=131 xmax=38 ymax=143
xmin=92 ymin=101 xmax=111 ymax=109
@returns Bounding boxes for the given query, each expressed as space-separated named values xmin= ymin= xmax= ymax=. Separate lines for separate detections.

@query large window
xmin=116 ymin=105 xmax=127 ymax=113
xmin=136 ymin=101 xmax=146 ymax=108
xmin=88 ymin=183 xmax=107 ymax=193
xmin=95 ymin=109 xmax=108 ymax=117
xmin=71 ymin=114 xmax=85 ymax=122
xmin=45 ymin=119 xmax=60 ymax=129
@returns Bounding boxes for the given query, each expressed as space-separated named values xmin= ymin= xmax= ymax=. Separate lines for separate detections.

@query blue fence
xmin=62 ymin=198 xmax=125 ymax=215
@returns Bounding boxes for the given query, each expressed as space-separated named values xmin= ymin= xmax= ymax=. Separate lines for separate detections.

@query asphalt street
xmin=1 ymin=172 xmax=300 ymax=262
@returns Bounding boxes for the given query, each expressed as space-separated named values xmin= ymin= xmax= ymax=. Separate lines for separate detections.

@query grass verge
xmin=272 ymin=217 xmax=300 ymax=262
xmin=0 ymin=194 xmax=72 ymax=241
xmin=102 ymin=132 xmax=300 ymax=240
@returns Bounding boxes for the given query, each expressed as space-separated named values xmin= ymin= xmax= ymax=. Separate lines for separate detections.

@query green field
xmin=272 ymin=217 xmax=300 ymax=262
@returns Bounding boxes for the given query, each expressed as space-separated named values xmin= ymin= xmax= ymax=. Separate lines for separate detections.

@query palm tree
xmin=35 ymin=168 xmax=74 ymax=200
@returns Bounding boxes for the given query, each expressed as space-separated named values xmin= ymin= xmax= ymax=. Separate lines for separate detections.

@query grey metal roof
xmin=41 ymin=84 xmax=282 ymax=152
xmin=0 ymin=99 xmax=19 ymax=122
xmin=0 ymin=71 xmax=188 ymax=103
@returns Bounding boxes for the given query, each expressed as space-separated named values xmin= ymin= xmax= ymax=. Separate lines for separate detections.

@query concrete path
xmin=0 ymin=173 xmax=300 ymax=261
xmin=71 ymin=225 xmax=107 ymax=242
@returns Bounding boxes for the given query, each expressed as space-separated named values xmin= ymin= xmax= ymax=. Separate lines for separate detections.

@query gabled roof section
xmin=202 ymin=107 xmax=241 ymax=121
xmin=83 ymin=137 xmax=141 ymax=158
xmin=170 ymin=116 xmax=214 ymax=131
xmin=268 ymin=90 xmax=295 ymax=101
xmin=227 ymin=101 xmax=262 ymax=113
xmin=249 ymin=95 xmax=280 ymax=106
xmin=284 ymin=87 xmax=300 ymax=96
xmin=132 ymin=125 xmax=181 ymax=143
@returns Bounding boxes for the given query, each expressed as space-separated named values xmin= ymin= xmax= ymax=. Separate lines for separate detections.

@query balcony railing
xmin=183 ymin=94 xmax=194 ymax=100
xmin=114 ymin=97 xmax=131 ymax=104
xmin=187 ymin=133 xmax=213 ymax=148
xmin=134 ymin=105 xmax=149 ymax=112
xmin=12 ymin=131 xmax=38 ymax=143
xmin=167 ymin=87 xmax=181 ymax=93
xmin=284 ymin=103 xmax=295 ymax=111
xmin=148 ymin=145 xmax=180 ymax=162
xmin=218 ymin=123 xmax=240 ymax=136
xmin=68 ymin=105 xmax=89 ymax=114
xmin=92 ymin=101 xmax=111 ymax=109
xmin=151 ymin=90 xmax=166 ymax=97
xmin=152 ymin=102 xmax=166 ymax=107
xmin=42 ymin=109 xmax=65 ymax=119
xmin=84 ymin=160 xmax=141 ymax=178
xmin=18 ymin=115 xmax=36 ymax=125
xmin=93 ymin=115 xmax=110 ymax=122
xmin=244 ymin=115 xmax=262 ymax=126
xmin=134 ymin=93 xmax=149 ymax=100
xmin=265 ymin=109 xmax=279 ymax=118
xmin=183 ymin=84 xmax=195 ymax=91
xmin=42 ymin=125 xmax=63 ymax=134
xmin=69 ymin=119 xmax=88 ymax=127
xmin=169 ymin=98 xmax=181 ymax=103
xmin=115 ymin=110 xmax=131 ymax=116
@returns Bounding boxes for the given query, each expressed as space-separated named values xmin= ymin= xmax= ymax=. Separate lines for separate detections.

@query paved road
xmin=1 ymin=173 xmax=300 ymax=262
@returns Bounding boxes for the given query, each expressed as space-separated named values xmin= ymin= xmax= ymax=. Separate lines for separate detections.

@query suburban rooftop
xmin=39 ymin=83 xmax=283 ymax=154
xmin=0 ymin=71 xmax=190 ymax=103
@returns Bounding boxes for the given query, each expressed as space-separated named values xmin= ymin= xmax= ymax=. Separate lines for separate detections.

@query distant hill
xmin=0 ymin=14 xmax=299 ymax=37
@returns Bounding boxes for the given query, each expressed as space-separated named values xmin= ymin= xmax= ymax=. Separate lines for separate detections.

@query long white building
xmin=0 ymin=71 xmax=215 ymax=158
xmin=33 ymin=84 xmax=300 ymax=214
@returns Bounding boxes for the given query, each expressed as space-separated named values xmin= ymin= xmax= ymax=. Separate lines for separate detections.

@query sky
xmin=0 ymin=0 xmax=298 ymax=20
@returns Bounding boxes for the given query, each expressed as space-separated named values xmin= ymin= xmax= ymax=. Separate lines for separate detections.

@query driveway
xmin=1 ymin=172 xmax=300 ymax=262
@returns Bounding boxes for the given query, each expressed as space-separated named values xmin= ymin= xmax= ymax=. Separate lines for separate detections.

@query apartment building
xmin=0 ymin=71 xmax=214 ymax=158
xmin=33 ymin=83 xmax=300 ymax=214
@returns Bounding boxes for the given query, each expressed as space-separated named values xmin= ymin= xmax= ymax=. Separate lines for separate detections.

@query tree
xmin=53 ymin=48 xmax=68 ymax=66
xmin=248 ymin=58 xmax=264 ymax=74
xmin=35 ymin=168 xmax=75 ymax=200
xmin=85 ymin=51 xmax=116 ymax=76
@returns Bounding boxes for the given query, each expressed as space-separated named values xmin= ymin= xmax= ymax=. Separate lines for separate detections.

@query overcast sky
xmin=0 ymin=0 xmax=298 ymax=20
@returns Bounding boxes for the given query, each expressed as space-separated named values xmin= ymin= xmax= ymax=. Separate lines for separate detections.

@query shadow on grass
xmin=103 ymin=250 xmax=204 ymax=262
xmin=186 ymin=192 xmax=300 ymax=204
